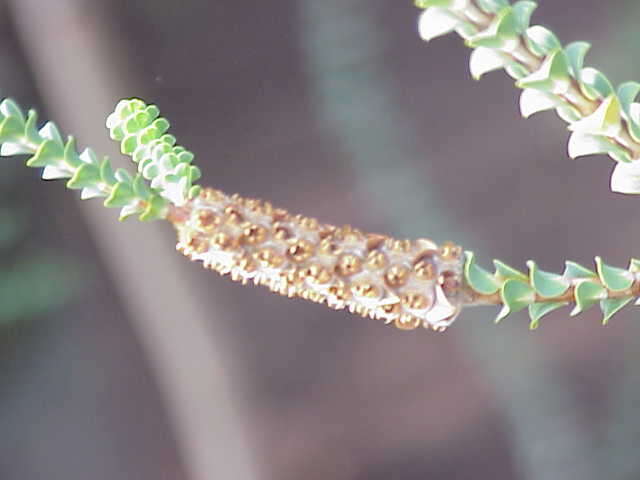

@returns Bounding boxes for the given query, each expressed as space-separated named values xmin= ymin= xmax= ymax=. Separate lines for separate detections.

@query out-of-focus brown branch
xmin=7 ymin=1 xmax=257 ymax=479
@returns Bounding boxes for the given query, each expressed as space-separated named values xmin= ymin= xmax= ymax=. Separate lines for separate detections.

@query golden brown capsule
xmin=173 ymin=189 xmax=464 ymax=332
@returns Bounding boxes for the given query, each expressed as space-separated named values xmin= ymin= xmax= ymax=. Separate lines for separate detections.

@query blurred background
xmin=1 ymin=0 xmax=640 ymax=479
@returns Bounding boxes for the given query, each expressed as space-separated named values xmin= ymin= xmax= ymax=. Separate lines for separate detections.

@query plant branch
xmin=417 ymin=0 xmax=640 ymax=192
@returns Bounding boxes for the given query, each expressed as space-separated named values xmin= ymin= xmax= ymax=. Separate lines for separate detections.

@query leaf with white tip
xmin=579 ymin=67 xmax=614 ymax=100
xmin=80 ymin=186 xmax=105 ymax=200
xmin=617 ymin=82 xmax=640 ymax=119
xmin=493 ymin=259 xmax=528 ymax=282
xmin=476 ymin=0 xmax=509 ymax=14
xmin=527 ymin=260 xmax=570 ymax=298
xmin=563 ymin=261 xmax=596 ymax=279
xmin=516 ymin=49 xmax=570 ymax=94
xmin=469 ymin=47 xmax=508 ymax=80
xmin=627 ymin=103 xmax=640 ymax=142
xmin=568 ymin=95 xmax=621 ymax=137
xmin=0 ymin=142 xmax=31 ymax=156
xmin=505 ymin=63 xmax=530 ymax=80
xmin=512 ymin=1 xmax=537 ymax=33
xmin=595 ymin=256 xmax=634 ymax=291
xmin=528 ymin=301 xmax=568 ymax=329
xmin=564 ymin=41 xmax=590 ymax=78
xmin=601 ymin=297 xmax=632 ymax=325
xmin=415 ymin=0 xmax=467 ymax=8
xmin=571 ymin=280 xmax=606 ymax=316
xmin=520 ymin=89 xmax=560 ymax=118
xmin=425 ymin=285 xmax=457 ymax=327
xmin=496 ymin=279 xmax=535 ymax=323
xmin=628 ymin=259 xmax=640 ymax=274
xmin=466 ymin=7 xmax=520 ymax=49
xmin=42 ymin=164 xmax=71 ymax=180
xmin=118 ymin=203 xmax=143 ymax=221
xmin=524 ymin=25 xmax=561 ymax=56
xmin=418 ymin=7 xmax=460 ymax=42
xmin=38 ymin=122 xmax=63 ymax=145
xmin=555 ymin=105 xmax=582 ymax=123
xmin=611 ymin=160 xmax=640 ymax=194
xmin=464 ymin=251 xmax=501 ymax=295
xmin=567 ymin=131 xmax=630 ymax=162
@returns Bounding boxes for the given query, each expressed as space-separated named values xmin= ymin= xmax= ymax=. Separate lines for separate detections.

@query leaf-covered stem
xmin=106 ymin=99 xmax=202 ymax=207
xmin=463 ymin=251 xmax=640 ymax=328
xmin=0 ymin=97 xmax=169 ymax=221
xmin=417 ymin=0 xmax=640 ymax=193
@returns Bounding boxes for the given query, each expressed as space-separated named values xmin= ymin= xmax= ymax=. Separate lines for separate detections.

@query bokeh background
xmin=1 ymin=0 xmax=640 ymax=479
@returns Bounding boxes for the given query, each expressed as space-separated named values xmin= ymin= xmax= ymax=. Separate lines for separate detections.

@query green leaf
xmin=563 ymin=261 xmax=596 ymax=279
xmin=496 ymin=279 xmax=535 ymax=322
xmin=595 ymin=256 xmax=633 ymax=291
xmin=139 ymin=195 xmax=168 ymax=221
xmin=104 ymin=181 xmax=135 ymax=208
xmin=464 ymin=251 xmax=501 ymax=295
xmin=617 ymin=82 xmax=640 ymax=119
xmin=610 ymin=160 xmax=640 ymax=194
xmin=516 ymin=48 xmax=570 ymax=93
xmin=617 ymin=83 xmax=640 ymax=143
xmin=42 ymin=164 xmax=71 ymax=180
xmin=114 ymin=168 xmax=132 ymax=184
xmin=524 ymin=25 xmax=561 ymax=56
xmin=132 ymin=174 xmax=152 ymax=200
xmin=493 ymin=259 xmax=528 ymax=282
xmin=24 ymin=111 xmax=43 ymax=145
xmin=38 ymin=121 xmax=62 ymax=145
xmin=26 ymin=139 xmax=64 ymax=168
xmin=476 ymin=0 xmax=509 ymax=14
xmin=466 ymin=7 xmax=519 ymax=49
xmin=555 ymin=104 xmax=582 ymax=123
xmin=567 ymin=131 xmax=630 ymax=162
xmin=63 ymin=137 xmax=82 ymax=168
xmin=579 ymin=67 xmax=614 ymax=100
xmin=505 ymin=63 xmax=530 ymax=80
xmin=628 ymin=258 xmax=640 ymax=274
xmin=568 ymin=95 xmax=621 ymax=137
xmin=600 ymin=297 xmax=632 ymax=325
xmin=99 ymin=157 xmax=117 ymax=186
xmin=511 ymin=1 xmax=537 ymax=33
xmin=118 ymin=203 xmax=143 ymax=221
xmin=121 ymin=133 xmax=139 ymax=155
xmin=564 ymin=42 xmax=590 ymax=78
xmin=571 ymin=280 xmax=606 ymax=316
xmin=66 ymin=163 xmax=100 ymax=189
xmin=528 ymin=301 xmax=568 ymax=329
xmin=188 ymin=185 xmax=202 ymax=199
xmin=418 ymin=7 xmax=461 ymax=42
xmin=527 ymin=260 xmax=570 ymax=297
xmin=414 ymin=0 xmax=458 ymax=7
xmin=188 ymin=165 xmax=201 ymax=182
xmin=0 ymin=98 xmax=25 ymax=124
xmin=0 ymin=115 xmax=25 ymax=143
xmin=519 ymin=89 xmax=560 ymax=118
xmin=80 ymin=186 xmax=106 ymax=200
xmin=469 ymin=47 xmax=509 ymax=80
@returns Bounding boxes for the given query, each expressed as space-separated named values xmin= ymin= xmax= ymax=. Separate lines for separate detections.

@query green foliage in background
xmin=0 ymin=184 xmax=77 ymax=325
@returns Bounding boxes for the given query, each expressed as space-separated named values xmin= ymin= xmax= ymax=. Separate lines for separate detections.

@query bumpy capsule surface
xmin=171 ymin=188 xmax=466 ymax=331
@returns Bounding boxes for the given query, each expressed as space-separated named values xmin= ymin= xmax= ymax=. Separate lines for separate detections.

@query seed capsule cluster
xmin=171 ymin=188 xmax=466 ymax=331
